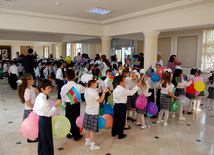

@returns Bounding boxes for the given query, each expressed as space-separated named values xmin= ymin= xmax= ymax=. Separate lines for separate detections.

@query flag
xmin=183 ymin=75 xmax=187 ymax=80
xmin=74 ymin=63 xmax=79 ymax=71
xmin=86 ymin=63 xmax=89 ymax=68
xmin=66 ymin=86 xmax=81 ymax=105
xmin=195 ymin=71 xmax=200 ymax=76
xmin=175 ymin=77 xmax=182 ymax=83
xmin=146 ymin=66 xmax=153 ymax=77
xmin=206 ymin=80 xmax=213 ymax=85
xmin=78 ymin=68 xmax=87 ymax=79
xmin=133 ymin=61 xmax=140 ymax=66
xmin=155 ymin=63 xmax=161 ymax=69
xmin=109 ymin=73 xmax=115 ymax=83
xmin=97 ymin=63 xmax=101 ymax=69
xmin=127 ymin=61 xmax=132 ymax=66
xmin=44 ymin=72 xmax=48 ymax=79
xmin=99 ymin=75 xmax=102 ymax=80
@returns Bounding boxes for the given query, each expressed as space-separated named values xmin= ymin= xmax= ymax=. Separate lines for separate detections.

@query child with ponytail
xmin=17 ymin=74 xmax=38 ymax=142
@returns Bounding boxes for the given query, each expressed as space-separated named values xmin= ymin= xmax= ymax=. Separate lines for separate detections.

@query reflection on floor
xmin=0 ymin=80 xmax=213 ymax=155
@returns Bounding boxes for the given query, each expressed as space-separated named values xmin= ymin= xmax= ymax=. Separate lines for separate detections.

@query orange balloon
xmin=102 ymin=114 xmax=113 ymax=128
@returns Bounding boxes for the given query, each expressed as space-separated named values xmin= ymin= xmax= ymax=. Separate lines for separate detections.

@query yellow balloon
xmin=52 ymin=115 xmax=71 ymax=138
xmin=194 ymin=81 xmax=205 ymax=92
xmin=65 ymin=56 xmax=71 ymax=64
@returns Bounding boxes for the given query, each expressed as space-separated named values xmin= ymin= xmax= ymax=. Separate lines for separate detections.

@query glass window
xmin=43 ymin=46 xmax=49 ymax=58
xmin=203 ymin=30 xmax=214 ymax=71
xmin=67 ymin=43 xmax=71 ymax=57
xmin=55 ymin=46 xmax=59 ymax=59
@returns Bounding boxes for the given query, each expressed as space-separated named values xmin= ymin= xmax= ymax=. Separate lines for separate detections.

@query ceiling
xmin=0 ymin=0 xmax=209 ymax=22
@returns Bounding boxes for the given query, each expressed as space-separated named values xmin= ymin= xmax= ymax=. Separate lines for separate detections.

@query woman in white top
xmin=83 ymin=78 xmax=108 ymax=151
xmin=157 ymin=69 xmax=178 ymax=127
xmin=17 ymin=74 xmax=38 ymax=142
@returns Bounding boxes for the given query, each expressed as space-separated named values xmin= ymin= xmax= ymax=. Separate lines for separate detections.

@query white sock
xmin=158 ymin=109 xmax=164 ymax=122
xmin=85 ymin=138 xmax=90 ymax=146
xmin=164 ymin=110 xmax=169 ymax=123
xmin=90 ymin=142 xmax=100 ymax=151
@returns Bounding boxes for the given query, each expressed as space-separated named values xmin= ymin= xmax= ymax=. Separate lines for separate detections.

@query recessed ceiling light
xmin=87 ymin=8 xmax=112 ymax=15
xmin=5 ymin=0 xmax=15 ymax=2
xmin=56 ymin=2 xmax=61 ymax=5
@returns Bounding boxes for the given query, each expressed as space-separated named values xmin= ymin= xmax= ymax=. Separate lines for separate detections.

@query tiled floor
xmin=0 ymin=80 xmax=214 ymax=155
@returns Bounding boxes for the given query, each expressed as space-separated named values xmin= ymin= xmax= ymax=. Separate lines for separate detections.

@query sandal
xmin=124 ymin=125 xmax=131 ymax=130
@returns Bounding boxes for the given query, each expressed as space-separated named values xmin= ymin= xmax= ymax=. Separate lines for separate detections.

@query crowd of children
xmin=14 ymin=52 xmax=214 ymax=154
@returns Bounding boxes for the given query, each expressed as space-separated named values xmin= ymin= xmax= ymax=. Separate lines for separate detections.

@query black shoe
xmin=27 ymin=138 xmax=38 ymax=143
xmin=118 ymin=134 xmax=127 ymax=139
xmin=187 ymin=112 xmax=192 ymax=114
xmin=150 ymin=115 xmax=158 ymax=118
xmin=183 ymin=110 xmax=185 ymax=114
xmin=127 ymin=117 xmax=131 ymax=120
xmin=74 ymin=135 xmax=83 ymax=141
xmin=112 ymin=134 xmax=118 ymax=137
xmin=66 ymin=134 xmax=73 ymax=138
xmin=124 ymin=125 xmax=131 ymax=130
xmin=131 ymin=118 xmax=136 ymax=122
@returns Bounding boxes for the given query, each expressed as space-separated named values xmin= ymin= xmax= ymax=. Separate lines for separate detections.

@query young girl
xmin=2 ymin=60 xmax=9 ymax=85
xmin=17 ymin=74 xmax=38 ymax=143
xmin=206 ymin=69 xmax=214 ymax=108
xmin=136 ymin=69 xmax=151 ymax=129
xmin=171 ymin=67 xmax=192 ymax=120
xmin=157 ymin=69 xmax=178 ymax=127
xmin=83 ymin=78 xmax=108 ymax=151
xmin=33 ymin=79 xmax=61 ymax=155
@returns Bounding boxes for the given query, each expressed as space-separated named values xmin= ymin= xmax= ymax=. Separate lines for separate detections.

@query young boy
xmin=104 ymin=69 xmax=113 ymax=102
xmin=40 ymin=62 xmax=46 ymax=78
xmin=33 ymin=79 xmax=61 ymax=155
xmin=8 ymin=60 xmax=18 ymax=89
xmin=111 ymin=75 xmax=141 ymax=139
xmin=61 ymin=69 xmax=86 ymax=140
xmin=56 ymin=62 xmax=64 ymax=99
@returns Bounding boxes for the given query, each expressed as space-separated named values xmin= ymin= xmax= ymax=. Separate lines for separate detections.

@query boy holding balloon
xmin=33 ymin=79 xmax=61 ymax=155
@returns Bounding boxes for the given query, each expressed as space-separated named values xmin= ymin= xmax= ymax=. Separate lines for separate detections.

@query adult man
xmin=22 ymin=48 xmax=36 ymax=78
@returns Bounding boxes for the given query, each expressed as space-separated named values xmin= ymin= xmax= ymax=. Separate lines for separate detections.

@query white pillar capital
xmin=100 ymin=36 xmax=112 ymax=40
xmin=143 ymin=31 xmax=160 ymax=36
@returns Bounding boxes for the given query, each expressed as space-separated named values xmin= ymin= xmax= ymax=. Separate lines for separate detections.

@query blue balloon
xmin=151 ymin=74 xmax=160 ymax=82
xmin=106 ymin=102 xmax=113 ymax=109
xmin=147 ymin=112 xmax=153 ymax=117
xmin=98 ymin=116 xmax=106 ymax=129
xmin=103 ymin=104 xmax=114 ymax=117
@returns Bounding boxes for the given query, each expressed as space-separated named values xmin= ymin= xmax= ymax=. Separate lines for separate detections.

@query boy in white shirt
xmin=56 ymin=62 xmax=64 ymax=99
xmin=8 ymin=60 xmax=18 ymax=89
xmin=61 ymin=69 xmax=86 ymax=140
xmin=33 ymin=79 xmax=61 ymax=155
xmin=111 ymin=75 xmax=141 ymax=139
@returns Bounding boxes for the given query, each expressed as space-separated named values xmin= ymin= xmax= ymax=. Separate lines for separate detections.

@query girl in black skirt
xmin=83 ymin=78 xmax=109 ymax=151
xmin=171 ymin=67 xmax=192 ymax=121
xmin=157 ymin=69 xmax=178 ymax=127
xmin=206 ymin=70 xmax=214 ymax=108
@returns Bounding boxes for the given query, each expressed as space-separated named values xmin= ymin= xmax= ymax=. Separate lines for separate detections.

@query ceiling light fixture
xmin=87 ymin=8 xmax=112 ymax=15
xmin=5 ymin=0 xmax=15 ymax=2
xmin=56 ymin=2 xmax=61 ymax=5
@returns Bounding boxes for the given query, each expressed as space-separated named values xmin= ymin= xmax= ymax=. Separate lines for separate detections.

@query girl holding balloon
xmin=17 ymin=74 xmax=39 ymax=143
xmin=83 ymin=78 xmax=109 ymax=151
xmin=136 ymin=69 xmax=151 ymax=129
xmin=157 ymin=69 xmax=178 ymax=127
xmin=171 ymin=67 xmax=192 ymax=120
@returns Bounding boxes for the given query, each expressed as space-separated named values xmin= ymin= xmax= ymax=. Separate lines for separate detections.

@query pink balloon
xmin=194 ymin=77 xmax=203 ymax=83
xmin=29 ymin=111 xmax=39 ymax=117
xmin=76 ymin=115 xmax=84 ymax=128
xmin=135 ymin=95 xmax=147 ymax=109
xmin=20 ymin=116 xmax=39 ymax=140
xmin=158 ymin=67 xmax=166 ymax=79
xmin=48 ymin=100 xmax=59 ymax=117
xmin=195 ymin=91 xmax=200 ymax=96
xmin=76 ymin=55 xmax=82 ymax=63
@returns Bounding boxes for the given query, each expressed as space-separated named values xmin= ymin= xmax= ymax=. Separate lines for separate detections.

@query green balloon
xmin=170 ymin=100 xmax=180 ymax=112
xmin=202 ymin=90 xmax=209 ymax=98
xmin=74 ymin=56 xmax=77 ymax=63
xmin=99 ymin=107 xmax=104 ymax=116
xmin=52 ymin=115 xmax=71 ymax=138
xmin=0 ymin=70 xmax=2 ymax=74
xmin=108 ymin=95 xmax=113 ymax=105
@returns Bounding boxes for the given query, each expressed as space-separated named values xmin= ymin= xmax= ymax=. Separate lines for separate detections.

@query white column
xmin=143 ymin=31 xmax=160 ymax=70
xmin=100 ymin=37 xmax=112 ymax=59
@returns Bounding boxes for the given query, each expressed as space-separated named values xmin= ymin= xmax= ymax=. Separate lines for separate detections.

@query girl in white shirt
xmin=157 ymin=69 xmax=178 ymax=127
xmin=171 ymin=67 xmax=192 ymax=120
xmin=8 ymin=61 xmax=18 ymax=90
xmin=136 ymin=69 xmax=151 ymax=129
xmin=83 ymin=78 xmax=108 ymax=151
xmin=17 ymin=74 xmax=38 ymax=143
